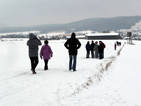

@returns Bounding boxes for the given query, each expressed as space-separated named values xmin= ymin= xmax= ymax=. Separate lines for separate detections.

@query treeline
xmin=1 ymin=35 xmax=29 ymax=38
xmin=38 ymin=36 xmax=66 ymax=40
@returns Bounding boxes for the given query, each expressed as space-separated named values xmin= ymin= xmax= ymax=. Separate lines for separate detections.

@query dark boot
xmin=31 ymin=69 xmax=37 ymax=74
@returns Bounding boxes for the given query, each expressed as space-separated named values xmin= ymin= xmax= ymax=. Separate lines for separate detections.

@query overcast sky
xmin=0 ymin=0 xmax=140 ymax=27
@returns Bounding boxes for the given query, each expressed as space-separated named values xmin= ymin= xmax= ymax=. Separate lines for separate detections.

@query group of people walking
xmin=27 ymin=33 xmax=105 ymax=74
xmin=27 ymin=33 xmax=53 ymax=74
xmin=86 ymin=40 xmax=105 ymax=59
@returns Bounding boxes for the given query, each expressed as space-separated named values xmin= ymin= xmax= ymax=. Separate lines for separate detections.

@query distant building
xmin=85 ymin=33 xmax=122 ymax=40
xmin=66 ymin=35 xmax=86 ymax=39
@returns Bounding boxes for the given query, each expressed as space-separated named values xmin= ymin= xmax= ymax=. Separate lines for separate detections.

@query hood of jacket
xmin=29 ymin=34 xmax=36 ymax=40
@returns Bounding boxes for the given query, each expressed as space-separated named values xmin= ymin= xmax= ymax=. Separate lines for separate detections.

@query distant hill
xmin=0 ymin=16 xmax=141 ymax=33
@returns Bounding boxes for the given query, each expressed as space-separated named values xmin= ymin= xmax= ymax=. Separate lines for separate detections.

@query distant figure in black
xmin=98 ymin=41 xmax=104 ymax=59
xmin=85 ymin=41 xmax=91 ymax=58
xmin=64 ymin=33 xmax=81 ymax=71
xmin=90 ymin=40 xmax=95 ymax=58
xmin=27 ymin=33 xmax=42 ymax=74
xmin=99 ymin=41 xmax=106 ymax=58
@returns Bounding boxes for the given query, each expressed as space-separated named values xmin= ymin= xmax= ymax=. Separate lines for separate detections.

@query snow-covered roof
xmin=66 ymin=35 xmax=85 ymax=39
xmin=47 ymin=32 xmax=65 ymax=36
xmin=86 ymin=33 xmax=119 ymax=36
xmin=76 ymin=36 xmax=85 ymax=38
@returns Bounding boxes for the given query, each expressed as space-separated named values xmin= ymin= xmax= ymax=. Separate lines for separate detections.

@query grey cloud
xmin=0 ymin=0 xmax=140 ymax=27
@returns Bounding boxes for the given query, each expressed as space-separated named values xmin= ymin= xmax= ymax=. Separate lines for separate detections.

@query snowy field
xmin=0 ymin=39 xmax=141 ymax=106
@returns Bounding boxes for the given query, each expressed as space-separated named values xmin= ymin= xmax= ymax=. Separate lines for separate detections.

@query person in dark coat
xmin=27 ymin=33 xmax=42 ymax=74
xmin=64 ymin=32 xmax=81 ymax=71
xmin=99 ymin=41 xmax=106 ymax=58
xmin=85 ymin=41 xmax=90 ymax=58
xmin=40 ymin=40 xmax=53 ymax=70
xmin=90 ymin=40 xmax=95 ymax=58
xmin=98 ymin=41 xmax=104 ymax=59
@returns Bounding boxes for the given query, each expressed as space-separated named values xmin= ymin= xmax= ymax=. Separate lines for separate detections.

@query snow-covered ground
xmin=0 ymin=39 xmax=141 ymax=106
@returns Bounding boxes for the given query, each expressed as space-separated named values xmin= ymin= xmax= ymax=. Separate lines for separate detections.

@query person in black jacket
xmin=85 ymin=41 xmax=90 ymax=58
xmin=90 ymin=40 xmax=95 ymax=58
xmin=99 ymin=41 xmax=106 ymax=58
xmin=27 ymin=33 xmax=42 ymax=74
xmin=98 ymin=41 xmax=104 ymax=59
xmin=64 ymin=33 xmax=81 ymax=71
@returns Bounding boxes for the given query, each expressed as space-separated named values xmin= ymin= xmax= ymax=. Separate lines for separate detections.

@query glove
xmin=40 ymin=55 xmax=42 ymax=59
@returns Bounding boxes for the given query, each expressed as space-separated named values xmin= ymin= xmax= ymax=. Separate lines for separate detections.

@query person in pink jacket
xmin=40 ymin=40 xmax=53 ymax=70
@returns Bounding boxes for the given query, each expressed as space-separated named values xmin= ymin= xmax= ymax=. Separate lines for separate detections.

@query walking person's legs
xmin=69 ymin=55 xmax=73 ymax=70
xmin=29 ymin=57 xmax=38 ymax=74
xmin=34 ymin=57 xmax=39 ymax=70
xmin=30 ymin=57 xmax=34 ymax=70
xmin=44 ymin=60 xmax=48 ymax=70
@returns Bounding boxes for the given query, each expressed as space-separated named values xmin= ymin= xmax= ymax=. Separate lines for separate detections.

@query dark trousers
xmin=90 ymin=50 xmax=94 ymax=58
xmin=69 ymin=55 xmax=77 ymax=71
xmin=99 ymin=52 xmax=103 ymax=59
xmin=44 ymin=60 xmax=48 ymax=70
xmin=86 ymin=50 xmax=90 ymax=58
xmin=29 ymin=57 xmax=39 ymax=71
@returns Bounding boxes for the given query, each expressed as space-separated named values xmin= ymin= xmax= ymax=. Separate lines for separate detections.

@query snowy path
xmin=61 ymin=41 xmax=141 ymax=106
xmin=0 ymin=39 xmax=125 ymax=106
